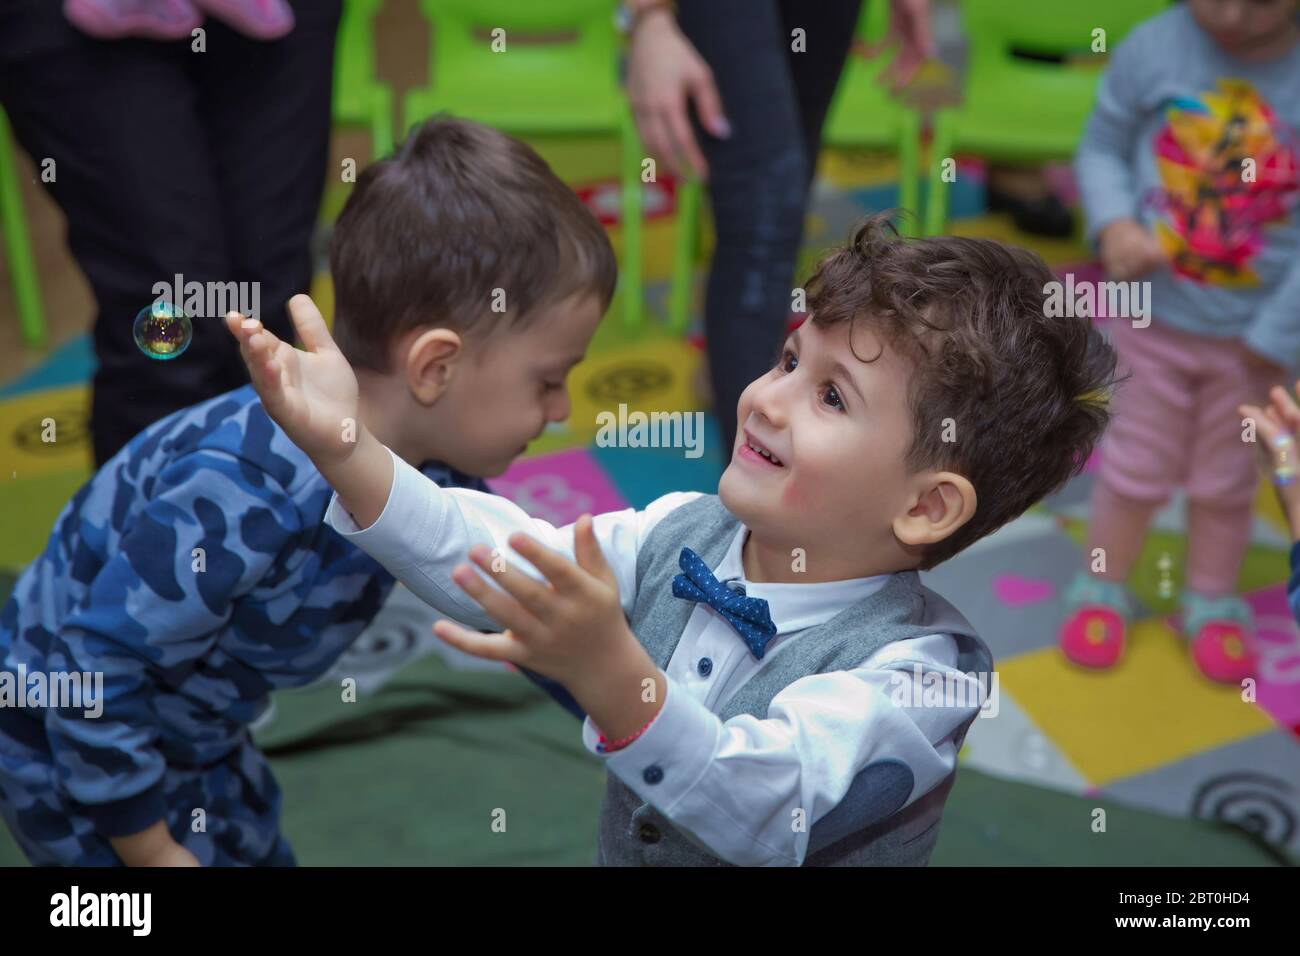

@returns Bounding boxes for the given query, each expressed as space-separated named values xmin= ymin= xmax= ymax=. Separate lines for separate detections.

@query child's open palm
xmin=224 ymin=295 xmax=361 ymax=466
xmin=433 ymin=515 xmax=666 ymax=741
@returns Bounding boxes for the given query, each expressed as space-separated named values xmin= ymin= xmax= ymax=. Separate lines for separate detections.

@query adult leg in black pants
xmin=674 ymin=0 xmax=863 ymax=457
xmin=0 ymin=0 xmax=340 ymax=466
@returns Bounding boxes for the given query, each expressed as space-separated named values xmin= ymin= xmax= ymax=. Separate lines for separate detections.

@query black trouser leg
xmin=0 ymin=0 xmax=339 ymax=465
xmin=676 ymin=0 xmax=863 ymax=457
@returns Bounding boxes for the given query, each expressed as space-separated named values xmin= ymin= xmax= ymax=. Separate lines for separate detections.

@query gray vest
xmin=596 ymin=494 xmax=992 ymax=866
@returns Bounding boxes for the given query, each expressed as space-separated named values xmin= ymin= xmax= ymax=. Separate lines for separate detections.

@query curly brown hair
xmin=805 ymin=214 xmax=1118 ymax=570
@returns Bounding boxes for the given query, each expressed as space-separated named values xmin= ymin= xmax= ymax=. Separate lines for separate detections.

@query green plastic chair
xmin=822 ymin=0 xmax=922 ymax=233
xmin=0 ymin=106 xmax=46 ymax=349
xmin=334 ymin=0 xmax=394 ymax=160
xmin=667 ymin=173 xmax=702 ymax=335
xmin=924 ymin=0 xmax=1168 ymax=236
xmin=402 ymin=0 xmax=643 ymax=327
xmin=668 ymin=2 xmax=920 ymax=333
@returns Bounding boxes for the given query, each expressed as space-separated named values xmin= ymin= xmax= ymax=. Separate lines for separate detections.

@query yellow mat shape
xmin=527 ymin=336 xmax=703 ymax=456
xmin=0 ymin=385 xmax=93 ymax=483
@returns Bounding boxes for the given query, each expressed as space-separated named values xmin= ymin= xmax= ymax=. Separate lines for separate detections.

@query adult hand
xmin=865 ymin=0 xmax=936 ymax=91
xmin=626 ymin=8 xmax=730 ymax=178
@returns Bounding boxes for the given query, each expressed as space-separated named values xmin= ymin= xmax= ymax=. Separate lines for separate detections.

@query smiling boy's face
xmin=717 ymin=318 xmax=923 ymax=575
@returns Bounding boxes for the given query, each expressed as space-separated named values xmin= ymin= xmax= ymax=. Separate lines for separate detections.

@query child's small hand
xmin=434 ymin=516 xmax=630 ymax=683
xmin=224 ymin=295 xmax=361 ymax=467
xmin=1099 ymin=218 xmax=1165 ymax=281
xmin=110 ymin=820 xmax=201 ymax=867
xmin=1240 ymin=382 xmax=1300 ymax=540
xmin=143 ymin=843 xmax=201 ymax=867
xmin=434 ymin=515 xmax=665 ymax=738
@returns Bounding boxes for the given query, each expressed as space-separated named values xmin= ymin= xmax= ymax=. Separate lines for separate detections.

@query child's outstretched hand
xmin=1240 ymin=382 xmax=1300 ymax=540
xmin=225 ymin=295 xmax=361 ymax=467
xmin=434 ymin=515 xmax=630 ymax=682
xmin=434 ymin=515 xmax=665 ymax=740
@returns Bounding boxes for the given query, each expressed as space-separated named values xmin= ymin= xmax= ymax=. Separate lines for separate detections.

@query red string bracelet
xmin=596 ymin=716 xmax=656 ymax=754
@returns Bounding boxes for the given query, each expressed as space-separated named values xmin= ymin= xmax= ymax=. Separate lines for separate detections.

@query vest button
xmin=643 ymin=764 xmax=664 ymax=785
xmin=637 ymin=822 xmax=661 ymax=844
xmin=697 ymin=657 xmax=713 ymax=677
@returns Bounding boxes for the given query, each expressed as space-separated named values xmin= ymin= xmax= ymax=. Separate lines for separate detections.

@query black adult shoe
xmin=987 ymin=186 xmax=1076 ymax=239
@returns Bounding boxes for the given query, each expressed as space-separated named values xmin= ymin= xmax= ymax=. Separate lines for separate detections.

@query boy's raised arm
xmin=224 ymin=295 xmax=393 ymax=529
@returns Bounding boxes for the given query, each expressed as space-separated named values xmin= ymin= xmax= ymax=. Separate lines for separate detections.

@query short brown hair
xmin=329 ymin=115 xmax=618 ymax=371
xmin=806 ymin=214 xmax=1118 ymax=570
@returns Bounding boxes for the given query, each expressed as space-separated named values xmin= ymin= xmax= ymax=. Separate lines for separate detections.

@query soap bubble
xmin=133 ymin=300 xmax=192 ymax=360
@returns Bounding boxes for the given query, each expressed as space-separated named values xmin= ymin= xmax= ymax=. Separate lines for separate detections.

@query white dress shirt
xmin=326 ymin=448 xmax=984 ymax=866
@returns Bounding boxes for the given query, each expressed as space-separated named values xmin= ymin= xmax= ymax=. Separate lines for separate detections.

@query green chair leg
xmin=896 ymin=109 xmax=921 ymax=238
xmin=334 ymin=0 xmax=393 ymax=162
xmin=619 ymin=109 xmax=643 ymax=328
xmin=668 ymin=177 xmax=702 ymax=334
xmin=371 ymin=84 xmax=394 ymax=160
xmin=401 ymin=89 xmax=430 ymax=144
xmin=924 ymin=108 xmax=956 ymax=237
xmin=0 ymin=108 xmax=45 ymax=350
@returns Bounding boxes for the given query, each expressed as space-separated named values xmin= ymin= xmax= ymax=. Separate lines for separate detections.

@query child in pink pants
xmin=1063 ymin=319 xmax=1286 ymax=682
xmin=1061 ymin=0 xmax=1300 ymax=683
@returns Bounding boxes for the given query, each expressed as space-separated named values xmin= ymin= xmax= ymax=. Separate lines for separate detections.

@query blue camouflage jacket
xmin=0 ymin=385 xmax=487 ymax=837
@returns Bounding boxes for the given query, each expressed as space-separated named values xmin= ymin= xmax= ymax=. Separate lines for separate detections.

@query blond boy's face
xmin=425 ymin=293 xmax=604 ymax=477
xmin=718 ymin=319 xmax=919 ymax=567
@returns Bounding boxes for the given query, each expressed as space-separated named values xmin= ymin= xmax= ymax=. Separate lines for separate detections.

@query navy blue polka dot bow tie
xmin=672 ymin=547 xmax=778 ymax=660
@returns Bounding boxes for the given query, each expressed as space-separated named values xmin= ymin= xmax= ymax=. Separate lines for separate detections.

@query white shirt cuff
xmin=581 ymin=677 xmax=721 ymax=812
xmin=323 ymin=446 xmax=442 ymax=571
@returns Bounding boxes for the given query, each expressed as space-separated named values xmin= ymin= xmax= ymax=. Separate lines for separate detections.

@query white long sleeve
xmin=324 ymin=446 xmax=699 ymax=630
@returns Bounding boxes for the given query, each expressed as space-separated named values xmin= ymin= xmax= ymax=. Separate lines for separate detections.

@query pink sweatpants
xmin=1088 ymin=318 xmax=1285 ymax=596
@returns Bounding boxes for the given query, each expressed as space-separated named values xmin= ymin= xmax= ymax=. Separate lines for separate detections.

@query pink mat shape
xmin=1239 ymin=585 xmax=1300 ymax=728
xmin=487 ymin=448 xmax=629 ymax=528
xmin=992 ymin=574 xmax=1056 ymax=607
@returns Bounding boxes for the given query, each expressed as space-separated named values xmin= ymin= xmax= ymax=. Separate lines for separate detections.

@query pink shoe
xmin=1058 ymin=572 xmax=1132 ymax=670
xmin=1182 ymin=591 xmax=1257 ymax=685
xmin=63 ymin=0 xmax=201 ymax=41
xmin=191 ymin=0 xmax=294 ymax=40
xmin=1060 ymin=606 xmax=1127 ymax=669
xmin=1189 ymin=621 xmax=1257 ymax=684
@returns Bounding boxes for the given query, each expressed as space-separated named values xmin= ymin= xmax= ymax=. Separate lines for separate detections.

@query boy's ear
xmin=893 ymin=472 xmax=977 ymax=551
xmin=403 ymin=327 xmax=464 ymax=405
